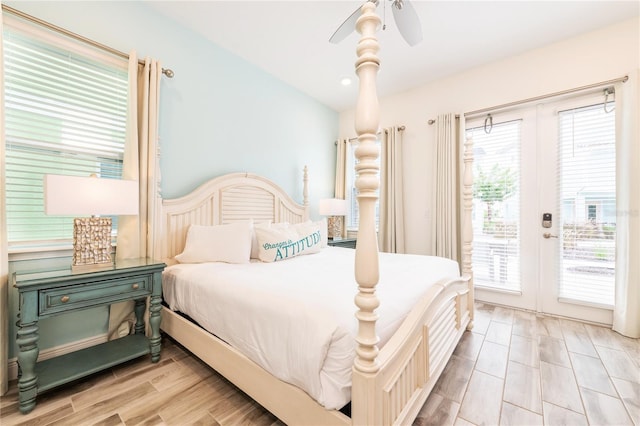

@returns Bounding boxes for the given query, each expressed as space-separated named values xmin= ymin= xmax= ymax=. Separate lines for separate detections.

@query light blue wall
xmin=5 ymin=1 xmax=338 ymax=358
xmin=5 ymin=1 xmax=337 ymax=203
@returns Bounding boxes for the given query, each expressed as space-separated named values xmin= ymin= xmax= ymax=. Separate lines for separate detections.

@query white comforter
xmin=162 ymin=247 xmax=459 ymax=409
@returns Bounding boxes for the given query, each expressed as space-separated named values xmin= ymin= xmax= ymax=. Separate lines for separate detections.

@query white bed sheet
xmin=162 ymin=247 xmax=460 ymax=410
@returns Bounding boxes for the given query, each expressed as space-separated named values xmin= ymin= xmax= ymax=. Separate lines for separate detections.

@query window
xmin=345 ymin=137 xmax=381 ymax=231
xmin=466 ymin=94 xmax=616 ymax=317
xmin=557 ymin=102 xmax=616 ymax=306
xmin=467 ymin=120 xmax=522 ymax=292
xmin=3 ymin=16 xmax=128 ymax=246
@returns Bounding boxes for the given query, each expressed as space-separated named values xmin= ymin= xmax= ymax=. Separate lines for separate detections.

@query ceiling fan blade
xmin=392 ymin=0 xmax=422 ymax=46
xmin=329 ymin=4 xmax=362 ymax=44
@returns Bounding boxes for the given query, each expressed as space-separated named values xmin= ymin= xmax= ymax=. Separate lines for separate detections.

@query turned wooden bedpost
xmin=352 ymin=2 xmax=381 ymax=424
xmin=462 ymin=135 xmax=474 ymax=329
xmin=353 ymin=0 xmax=381 ymax=375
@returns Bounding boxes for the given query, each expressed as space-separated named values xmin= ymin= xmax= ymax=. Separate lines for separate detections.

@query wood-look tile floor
xmin=416 ymin=303 xmax=640 ymax=426
xmin=1 ymin=302 xmax=638 ymax=426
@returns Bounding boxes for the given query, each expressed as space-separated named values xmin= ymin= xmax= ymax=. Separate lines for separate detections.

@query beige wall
xmin=339 ymin=17 xmax=640 ymax=255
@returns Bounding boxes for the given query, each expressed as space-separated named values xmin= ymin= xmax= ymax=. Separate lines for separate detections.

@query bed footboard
xmin=351 ymin=276 xmax=471 ymax=425
xmin=161 ymin=306 xmax=350 ymax=426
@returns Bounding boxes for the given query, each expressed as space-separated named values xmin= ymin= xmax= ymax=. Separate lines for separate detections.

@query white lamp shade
xmin=44 ymin=175 xmax=139 ymax=216
xmin=319 ymin=198 xmax=348 ymax=216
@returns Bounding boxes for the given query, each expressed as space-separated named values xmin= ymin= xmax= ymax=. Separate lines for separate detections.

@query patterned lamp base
xmin=327 ymin=216 xmax=343 ymax=240
xmin=72 ymin=217 xmax=113 ymax=271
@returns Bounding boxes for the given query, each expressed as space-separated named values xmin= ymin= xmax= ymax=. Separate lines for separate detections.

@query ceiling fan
xmin=329 ymin=0 xmax=422 ymax=46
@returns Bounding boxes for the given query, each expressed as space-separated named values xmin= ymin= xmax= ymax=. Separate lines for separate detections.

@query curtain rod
xmin=336 ymin=126 xmax=405 ymax=144
xmin=2 ymin=4 xmax=175 ymax=78
xmin=427 ymin=115 xmax=459 ymax=125
xmin=428 ymin=75 xmax=628 ymax=124
xmin=464 ymin=75 xmax=627 ymax=118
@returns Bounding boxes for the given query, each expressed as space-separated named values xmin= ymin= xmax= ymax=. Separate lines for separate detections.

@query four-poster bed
xmin=154 ymin=3 xmax=474 ymax=425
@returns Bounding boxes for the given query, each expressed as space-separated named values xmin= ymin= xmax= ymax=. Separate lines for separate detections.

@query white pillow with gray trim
xmin=175 ymin=221 xmax=253 ymax=264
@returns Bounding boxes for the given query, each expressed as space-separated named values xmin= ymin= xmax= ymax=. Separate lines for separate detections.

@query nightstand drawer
xmin=328 ymin=238 xmax=357 ymax=249
xmin=39 ymin=275 xmax=151 ymax=316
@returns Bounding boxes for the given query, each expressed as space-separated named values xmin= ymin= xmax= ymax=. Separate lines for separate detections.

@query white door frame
xmin=536 ymin=94 xmax=614 ymax=325
xmin=470 ymin=96 xmax=614 ymax=325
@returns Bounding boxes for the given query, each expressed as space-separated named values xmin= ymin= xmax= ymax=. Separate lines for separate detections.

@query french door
xmin=467 ymin=91 xmax=616 ymax=325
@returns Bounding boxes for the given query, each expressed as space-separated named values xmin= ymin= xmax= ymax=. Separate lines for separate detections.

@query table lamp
xmin=319 ymin=198 xmax=348 ymax=240
xmin=44 ymin=174 xmax=139 ymax=271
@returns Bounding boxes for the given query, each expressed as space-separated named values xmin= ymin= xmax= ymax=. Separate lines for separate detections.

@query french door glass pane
xmin=557 ymin=103 xmax=615 ymax=307
xmin=469 ymin=120 xmax=521 ymax=292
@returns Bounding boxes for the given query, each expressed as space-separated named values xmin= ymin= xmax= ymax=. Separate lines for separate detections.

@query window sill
xmin=8 ymin=245 xmax=74 ymax=262
xmin=8 ymin=240 xmax=116 ymax=262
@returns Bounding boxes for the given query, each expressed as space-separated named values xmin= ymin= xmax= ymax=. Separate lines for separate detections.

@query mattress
xmin=162 ymin=246 xmax=460 ymax=410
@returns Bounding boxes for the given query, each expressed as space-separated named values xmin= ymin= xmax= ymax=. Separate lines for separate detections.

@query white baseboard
xmin=8 ymin=333 xmax=109 ymax=381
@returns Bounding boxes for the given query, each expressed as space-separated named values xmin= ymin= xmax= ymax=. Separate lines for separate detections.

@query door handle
xmin=543 ymin=232 xmax=558 ymax=239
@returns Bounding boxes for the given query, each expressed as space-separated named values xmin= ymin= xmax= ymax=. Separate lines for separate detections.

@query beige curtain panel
xmin=431 ymin=113 xmax=463 ymax=261
xmin=108 ymin=52 xmax=162 ymax=340
xmin=0 ymin=5 xmax=9 ymax=396
xmin=613 ymin=70 xmax=640 ymax=338
xmin=378 ymin=127 xmax=405 ymax=253
xmin=334 ymin=139 xmax=348 ymax=239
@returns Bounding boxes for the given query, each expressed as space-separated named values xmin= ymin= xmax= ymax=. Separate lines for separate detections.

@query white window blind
xmin=557 ymin=102 xmax=615 ymax=307
xmin=468 ymin=120 xmax=522 ymax=292
xmin=345 ymin=138 xmax=380 ymax=230
xmin=3 ymin=23 xmax=128 ymax=244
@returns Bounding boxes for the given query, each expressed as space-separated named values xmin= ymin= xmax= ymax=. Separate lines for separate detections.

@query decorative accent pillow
xmin=251 ymin=221 xmax=291 ymax=259
xmin=255 ymin=222 xmax=323 ymax=262
xmin=291 ymin=220 xmax=327 ymax=251
xmin=175 ymin=221 xmax=253 ymax=264
xmin=314 ymin=218 xmax=328 ymax=248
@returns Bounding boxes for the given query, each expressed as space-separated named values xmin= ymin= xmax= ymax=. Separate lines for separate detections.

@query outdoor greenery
xmin=473 ymin=164 xmax=517 ymax=223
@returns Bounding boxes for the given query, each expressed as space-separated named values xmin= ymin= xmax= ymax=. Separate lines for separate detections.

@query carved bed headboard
xmin=154 ymin=168 xmax=309 ymax=261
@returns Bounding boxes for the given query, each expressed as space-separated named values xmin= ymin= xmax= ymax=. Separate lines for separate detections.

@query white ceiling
xmin=145 ymin=1 xmax=639 ymax=112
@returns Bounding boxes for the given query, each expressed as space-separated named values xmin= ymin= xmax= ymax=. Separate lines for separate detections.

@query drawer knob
xmin=132 ymin=284 xmax=139 ymax=290
xmin=60 ymin=296 xmax=70 ymax=303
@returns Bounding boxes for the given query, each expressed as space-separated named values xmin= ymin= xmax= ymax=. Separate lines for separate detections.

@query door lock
xmin=542 ymin=213 xmax=552 ymax=228
xmin=543 ymin=232 xmax=558 ymax=239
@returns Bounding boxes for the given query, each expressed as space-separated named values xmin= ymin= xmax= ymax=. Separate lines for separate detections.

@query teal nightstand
xmin=13 ymin=258 xmax=165 ymax=414
xmin=328 ymin=238 xmax=357 ymax=249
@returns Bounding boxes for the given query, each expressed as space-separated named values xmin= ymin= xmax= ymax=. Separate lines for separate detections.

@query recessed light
xmin=340 ymin=77 xmax=352 ymax=86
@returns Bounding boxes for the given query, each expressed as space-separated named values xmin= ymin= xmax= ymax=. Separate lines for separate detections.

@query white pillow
xmin=255 ymin=223 xmax=323 ymax=262
xmin=271 ymin=221 xmax=290 ymax=230
xmin=175 ymin=221 xmax=253 ymax=264
xmin=251 ymin=221 xmax=271 ymax=259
